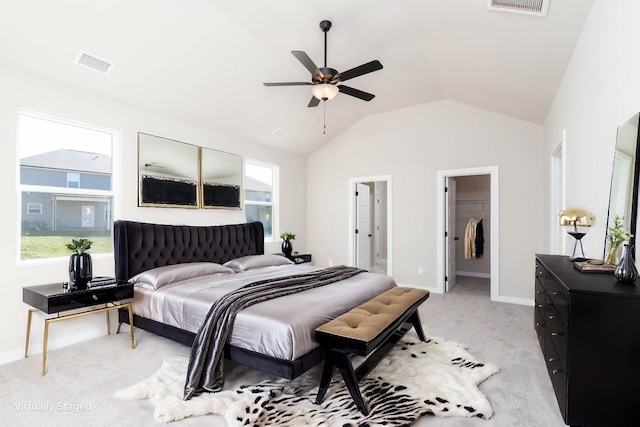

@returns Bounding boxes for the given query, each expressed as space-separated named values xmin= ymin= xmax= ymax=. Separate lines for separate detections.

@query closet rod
xmin=457 ymin=198 xmax=489 ymax=202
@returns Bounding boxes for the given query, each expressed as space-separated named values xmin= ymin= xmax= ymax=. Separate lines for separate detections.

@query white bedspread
xmin=132 ymin=265 xmax=397 ymax=360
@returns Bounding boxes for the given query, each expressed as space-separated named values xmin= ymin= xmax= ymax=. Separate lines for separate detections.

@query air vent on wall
xmin=74 ymin=50 xmax=114 ymax=75
xmin=488 ymin=0 xmax=550 ymax=16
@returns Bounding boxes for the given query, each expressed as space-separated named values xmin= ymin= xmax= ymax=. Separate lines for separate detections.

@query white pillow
xmin=224 ymin=254 xmax=293 ymax=272
xmin=130 ymin=262 xmax=235 ymax=289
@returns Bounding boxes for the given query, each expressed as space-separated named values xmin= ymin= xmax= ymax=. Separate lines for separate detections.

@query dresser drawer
xmin=535 ymin=278 xmax=545 ymax=310
xmin=534 ymin=306 xmax=545 ymax=352
xmin=545 ymin=333 xmax=567 ymax=419
xmin=545 ymin=278 xmax=568 ymax=320
xmin=535 ymin=262 xmax=545 ymax=278
xmin=545 ymin=303 xmax=568 ymax=368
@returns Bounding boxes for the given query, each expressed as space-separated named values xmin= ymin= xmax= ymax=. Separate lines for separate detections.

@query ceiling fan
xmin=263 ymin=20 xmax=383 ymax=107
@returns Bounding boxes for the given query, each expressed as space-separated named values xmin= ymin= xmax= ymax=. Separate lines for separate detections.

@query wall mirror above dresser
xmin=605 ymin=113 xmax=640 ymax=258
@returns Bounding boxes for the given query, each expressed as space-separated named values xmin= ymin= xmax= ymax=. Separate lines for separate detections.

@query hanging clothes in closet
xmin=465 ymin=217 xmax=477 ymax=259
xmin=475 ymin=218 xmax=484 ymax=258
xmin=464 ymin=217 xmax=484 ymax=259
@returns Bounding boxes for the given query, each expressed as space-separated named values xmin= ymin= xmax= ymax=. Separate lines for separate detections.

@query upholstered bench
xmin=314 ymin=286 xmax=430 ymax=415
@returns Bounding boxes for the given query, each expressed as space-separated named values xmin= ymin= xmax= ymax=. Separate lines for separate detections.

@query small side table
xmin=285 ymin=253 xmax=312 ymax=264
xmin=23 ymin=281 xmax=135 ymax=375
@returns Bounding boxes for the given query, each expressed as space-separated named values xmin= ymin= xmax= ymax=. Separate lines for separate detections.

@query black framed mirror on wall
xmin=605 ymin=113 xmax=640 ymax=260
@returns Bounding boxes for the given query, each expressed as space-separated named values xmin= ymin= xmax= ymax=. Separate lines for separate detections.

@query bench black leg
xmin=338 ymin=364 xmax=368 ymax=415
xmin=408 ymin=310 xmax=426 ymax=342
xmin=315 ymin=358 xmax=336 ymax=404
xmin=316 ymin=349 xmax=369 ymax=415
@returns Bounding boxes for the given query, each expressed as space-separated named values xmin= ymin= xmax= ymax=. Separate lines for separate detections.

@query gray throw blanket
xmin=183 ymin=265 xmax=366 ymax=400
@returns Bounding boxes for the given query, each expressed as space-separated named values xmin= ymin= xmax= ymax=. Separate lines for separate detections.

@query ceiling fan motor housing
xmin=315 ymin=67 xmax=339 ymax=84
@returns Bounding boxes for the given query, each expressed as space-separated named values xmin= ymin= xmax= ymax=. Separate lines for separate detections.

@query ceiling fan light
xmin=312 ymin=83 xmax=339 ymax=101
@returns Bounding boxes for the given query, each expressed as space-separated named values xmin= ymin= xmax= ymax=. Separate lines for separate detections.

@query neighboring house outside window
xmin=244 ymin=160 xmax=277 ymax=241
xmin=18 ymin=110 xmax=115 ymax=260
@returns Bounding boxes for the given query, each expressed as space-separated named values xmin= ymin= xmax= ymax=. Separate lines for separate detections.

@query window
xmin=18 ymin=110 xmax=115 ymax=260
xmin=67 ymin=172 xmax=80 ymax=188
xmin=27 ymin=203 xmax=42 ymax=215
xmin=244 ymin=160 xmax=278 ymax=240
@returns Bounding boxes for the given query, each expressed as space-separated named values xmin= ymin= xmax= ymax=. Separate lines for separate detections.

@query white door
xmin=356 ymin=183 xmax=372 ymax=271
xmin=374 ymin=189 xmax=382 ymax=267
xmin=445 ymin=178 xmax=457 ymax=292
xmin=82 ymin=205 xmax=95 ymax=228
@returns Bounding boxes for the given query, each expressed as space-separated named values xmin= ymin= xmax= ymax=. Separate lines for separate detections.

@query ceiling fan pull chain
xmin=323 ymin=101 xmax=327 ymax=134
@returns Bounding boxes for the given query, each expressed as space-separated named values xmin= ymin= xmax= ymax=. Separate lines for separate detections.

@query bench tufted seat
xmin=315 ymin=286 xmax=429 ymax=415
xmin=316 ymin=287 xmax=429 ymax=353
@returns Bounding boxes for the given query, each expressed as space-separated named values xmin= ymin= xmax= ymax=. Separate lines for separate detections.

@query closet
xmin=454 ymin=175 xmax=491 ymax=280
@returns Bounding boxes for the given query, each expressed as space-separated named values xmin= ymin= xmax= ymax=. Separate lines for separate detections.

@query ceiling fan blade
xmin=308 ymin=96 xmax=321 ymax=108
xmin=292 ymin=50 xmax=320 ymax=76
xmin=338 ymin=85 xmax=375 ymax=101
xmin=263 ymin=82 xmax=312 ymax=86
xmin=339 ymin=60 xmax=383 ymax=82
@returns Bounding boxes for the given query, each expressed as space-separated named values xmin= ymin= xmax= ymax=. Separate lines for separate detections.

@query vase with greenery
xmin=280 ymin=232 xmax=295 ymax=257
xmin=606 ymin=215 xmax=631 ymax=265
xmin=67 ymin=238 xmax=93 ymax=289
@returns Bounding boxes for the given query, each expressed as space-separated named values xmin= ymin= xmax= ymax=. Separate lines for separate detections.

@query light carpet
xmin=114 ymin=334 xmax=499 ymax=425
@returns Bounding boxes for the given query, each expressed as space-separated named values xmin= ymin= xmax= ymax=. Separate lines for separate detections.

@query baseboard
xmin=0 ymin=348 xmax=25 ymax=366
xmin=397 ymin=281 xmax=533 ymax=306
xmin=492 ymin=295 xmax=534 ymax=306
xmin=457 ymin=271 xmax=491 ymax=279
xmin=0 ymin=328 xmax=105 ymax=366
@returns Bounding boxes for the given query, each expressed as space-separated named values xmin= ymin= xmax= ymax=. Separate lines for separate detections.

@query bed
xmin=114 ymin=219 xmax=397 ymax=387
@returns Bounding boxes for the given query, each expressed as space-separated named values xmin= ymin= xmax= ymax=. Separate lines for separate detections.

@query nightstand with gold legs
xmin=23 ymin=282 xmax=135 ymax=375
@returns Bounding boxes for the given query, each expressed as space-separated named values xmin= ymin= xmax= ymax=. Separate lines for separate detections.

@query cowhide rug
xmin=114 ymin=334 xmax=499 ymax=425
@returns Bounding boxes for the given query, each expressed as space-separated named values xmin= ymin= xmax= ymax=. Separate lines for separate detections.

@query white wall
xmin=307 ymin=100 xmax=545 ymax=301
xmin=544 ymin=0 xmax=640 ymax=258
xmin=0 ymin=65 xmax=307 ymax=363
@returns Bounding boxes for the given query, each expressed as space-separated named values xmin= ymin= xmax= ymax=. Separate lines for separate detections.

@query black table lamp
xmin=559 ymin=208 xmax=595 ymax=261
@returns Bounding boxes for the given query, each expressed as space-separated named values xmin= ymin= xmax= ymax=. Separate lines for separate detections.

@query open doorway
xmin=348 ymin=175 xmax=392 ymax=275
xmin=436 ymin=167 xmax=499 ymax=300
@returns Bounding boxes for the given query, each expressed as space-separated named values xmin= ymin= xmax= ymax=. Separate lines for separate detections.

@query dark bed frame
xmin=114 ymin=219 xmax=324 ymax=379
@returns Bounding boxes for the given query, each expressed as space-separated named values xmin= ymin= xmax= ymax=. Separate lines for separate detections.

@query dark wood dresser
xmin=535 ymin=254 xmax=640 ymax=426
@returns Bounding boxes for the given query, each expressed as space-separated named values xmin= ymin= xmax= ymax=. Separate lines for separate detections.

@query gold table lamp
xmin=559 ymin=208 xmax=595 ymax=261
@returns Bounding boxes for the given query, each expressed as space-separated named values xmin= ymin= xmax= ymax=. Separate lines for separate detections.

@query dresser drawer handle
xmin=536 ymin=290 xmax=542 ymax=294
xmin=92 ymin=294 xmax=98 ymax=301
xmin=536 ymin=322 xmax=542 ymax=327
xmin=552 ymin=369 xmax=563 ymax=375
xmin=551 ymin=332 xmax=560 ymax=337
xmin=548 ymin=357 xmax=555 ymax=362
xmin=537 ymin=304 xmax=543 ymax=308
xmin=548 ymin=315 xmax=556 ymax=320
xmin=551 ymin=291 xmax=559 ymax=296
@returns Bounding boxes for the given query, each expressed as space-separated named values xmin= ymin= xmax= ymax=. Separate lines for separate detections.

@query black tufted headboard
xmin=113 ymin=220 xmax=264 ymax=283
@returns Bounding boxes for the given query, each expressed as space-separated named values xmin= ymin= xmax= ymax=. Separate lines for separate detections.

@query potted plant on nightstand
xmin=280 ymin=232 xmax=296 ymax=257
xmin=66 ymin=238 xmax=93 ymax=290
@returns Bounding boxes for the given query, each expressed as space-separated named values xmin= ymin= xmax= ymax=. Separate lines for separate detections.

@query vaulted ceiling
xmin=0 ymin=0 xmax=593 ymax=156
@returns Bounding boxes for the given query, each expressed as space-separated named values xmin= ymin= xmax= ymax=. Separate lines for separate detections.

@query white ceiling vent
xmin=488 ymin=0 xmax=550 ymax=16
xmin=74 ymin=50 xmax=113 ymax=75
xmin=272 ymin=128 xmax=289 ymax=139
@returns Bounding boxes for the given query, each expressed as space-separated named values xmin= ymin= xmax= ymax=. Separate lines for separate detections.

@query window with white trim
xmin=18 ymin=110 xmax=115 ymax=260
xmin=244 ymin=160 xmax=278 ymax=241
xmin=27 ymin=203 xmax=42 ymax=215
